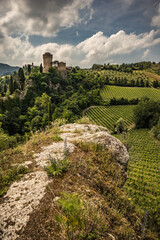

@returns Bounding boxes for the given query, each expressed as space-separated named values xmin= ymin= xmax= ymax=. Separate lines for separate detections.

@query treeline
xmin=105 ymin=76 xmax=151 ymax=88
xmin=92 ymin=61 xmax=159 ymax=73
xmin=0 ymin=68 xmax=25 ymax=96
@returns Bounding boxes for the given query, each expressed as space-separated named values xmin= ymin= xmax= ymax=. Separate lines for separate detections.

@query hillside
xmin=101 ymin=85 xmax=160 ymax=102
xmin=0 ymin=63 xmax=19 ymax=76
xmin=0 ymin=123 xmax=158 ymax=240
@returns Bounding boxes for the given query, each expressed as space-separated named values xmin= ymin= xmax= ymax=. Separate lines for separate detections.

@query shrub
xmin=44 ymin=155 xmax=69 ymax=176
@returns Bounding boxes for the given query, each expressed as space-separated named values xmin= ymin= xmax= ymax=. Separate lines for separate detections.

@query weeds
xmin=52 ymin=134 xmax=63 ymax=142
xmin=44 ymin=155 xmax=69 ymax=177
xmin=0 ymin=165 xmax=28 ymax=197
xmin=55 ymin=193 xmax=85 ymax=239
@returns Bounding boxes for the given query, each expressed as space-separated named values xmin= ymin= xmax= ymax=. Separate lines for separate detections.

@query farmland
xmin=116 ymin=129 xmax=160 ymax=232
xmin=84 ymin=105 xmax=135 ymax=130
xmin=101 ymin=85 xmax=160 ymax=102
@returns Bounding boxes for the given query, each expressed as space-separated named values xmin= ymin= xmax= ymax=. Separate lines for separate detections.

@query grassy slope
xmin=144 ymin=71 xmax=160 ymax=82
xmin=101 ymin=85 xmax=160 ymax=102
xmin=0 ymin=125 xmax=158 ymax=240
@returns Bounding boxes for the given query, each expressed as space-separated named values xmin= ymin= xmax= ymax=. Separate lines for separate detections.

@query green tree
xmin=40 ymin=63 xmax=43 ymax=73
xmin=18 ymin=68 xmax=25 ymax=90
xmin=134 ymin=98 xmax=160 ymax=128
xmin=114 ymin=118 xmax=126 ymax=133
xmin=48 ymin=100 xmax=52 ymax=122
xmin=28 ymin=64 xmax=31 ymax=74
xmin=3 ymin=84 xmax=7 ymax=94
xmin=9 ymin=75 xmax=14 ymax=94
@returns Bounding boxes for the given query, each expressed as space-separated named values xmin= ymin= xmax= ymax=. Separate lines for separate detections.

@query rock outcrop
xmin=0 ymin=123 xmax=129 ymax=240
xmin=59 ymin=124 xmax=129 ymax=168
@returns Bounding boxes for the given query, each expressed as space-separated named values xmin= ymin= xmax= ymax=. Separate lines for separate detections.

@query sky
xmin=0 ymin=0 xmax=160 ymax=68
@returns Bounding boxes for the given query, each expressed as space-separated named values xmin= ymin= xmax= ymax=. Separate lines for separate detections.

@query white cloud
xmin=151 ymin=3 xmax=160 ymax=28
xmin=76 ymin=30 xmax=160 ymax=66
xmin=0 ymin=0 xmax=94 ymax=37
xmin=0 ymin=29 xmax=160 ymax=67
xmin=142 ymin=49 xmax=150 ymax=59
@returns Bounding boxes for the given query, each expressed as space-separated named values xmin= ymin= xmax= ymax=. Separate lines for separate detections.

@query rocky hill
xmin=0 ymin=123 xmax=158 ymax=240
xmin=0 ymin=63 xmax=19 ymax=76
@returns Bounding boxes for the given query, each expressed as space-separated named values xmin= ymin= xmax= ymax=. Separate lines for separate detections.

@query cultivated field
xmin=84 ymin=105 xmax=135 ymax=130
xmin=116 ymin=129 xmax=160 ymax=231
xmin=101 ymin=85 xmax=160 ymax=102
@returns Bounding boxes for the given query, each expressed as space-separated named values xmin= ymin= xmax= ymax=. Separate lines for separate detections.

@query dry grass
xmin=18 ymin=143 xmax=158 ymax=240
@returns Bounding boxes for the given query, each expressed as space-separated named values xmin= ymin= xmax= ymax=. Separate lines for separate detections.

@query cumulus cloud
xmin=1 ymin=30 xmax=160 ymax=67
xmin=151 ymin=3 xmax=160 ymax=28
xmin=0 ymin=0 xmax=94 ymax=37
xmin=142 ymin=49 xmax=150 ymax=59
xmin=77 ymin=30 xmax=160 ymax=66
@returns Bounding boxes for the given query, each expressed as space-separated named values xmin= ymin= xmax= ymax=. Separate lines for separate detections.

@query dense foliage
xmin=0 ymin=67 xmax=104 ymax=136
xmin=92 ymin=61 xmax=160 ymax=74
xmin=133 ymin=98 xmax=160 ymax=129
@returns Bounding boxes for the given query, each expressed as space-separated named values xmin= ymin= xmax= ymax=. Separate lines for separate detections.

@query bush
xmin=0 ymin=132 xmax=18 ymax=152
xmin=44 ymin=155 xmax=69 ymax=176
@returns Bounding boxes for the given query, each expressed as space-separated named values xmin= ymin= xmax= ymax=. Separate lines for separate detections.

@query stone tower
xmin=43 ymin=52 xmax=53 ymax=72
xmin=58 ymin=62 xmax=66 ymax=71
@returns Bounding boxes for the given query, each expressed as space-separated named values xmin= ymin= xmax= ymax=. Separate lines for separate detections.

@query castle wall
xmin=58 ymin=62 xmax=66 ymax=71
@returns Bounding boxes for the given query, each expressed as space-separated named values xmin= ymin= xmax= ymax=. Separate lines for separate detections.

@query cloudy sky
xmin=0 ymin=0 xmax=160 ymax=67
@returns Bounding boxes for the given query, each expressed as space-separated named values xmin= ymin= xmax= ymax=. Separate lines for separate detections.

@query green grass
xmin=116 ymin=129 xmax=160 ymax=233
xmin=101 ymin=85 xmax=160 ymax=102
xmin=85 ymin=105 xmax=136 ymax=131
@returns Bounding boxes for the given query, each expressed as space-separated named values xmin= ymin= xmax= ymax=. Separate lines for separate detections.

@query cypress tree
xmin=40 ymin=63 xmax=43 ymax=73
xmin=3 ymin=84 xmax=7 ymax=93
xmin=18 ymin=68 xmax=25 ymax=90
xmin=9 ymin=75 xmax=14 ymax=94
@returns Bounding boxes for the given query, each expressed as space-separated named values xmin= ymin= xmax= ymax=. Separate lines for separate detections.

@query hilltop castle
xmin=43 ymin=52 xmax=71 ymax=73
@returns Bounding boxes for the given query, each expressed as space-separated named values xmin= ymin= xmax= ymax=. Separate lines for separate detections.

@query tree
xmin=18 ymin=68 xmax=25 ymax=90
xmin=133 ymin=98 xmax=160 ymax=128
xmin=40 ymin=63 xmax=43 ymax=73
xmin=146 ymin=80 xmax=149 ymax=87
xmin=153 ymin=80 xmax=158 ymax=88
xmin=48 ymin=101 xmax=52 ymax=122
xmin=114 ymin=118 xmax=126 ymax=134
xmin=28 ymin=64 xmax=31 ymax=74
xmin=9 ymin=75 xmax=14 ymax=94
xmin=3 ymin=84 xmax=7 ymax=94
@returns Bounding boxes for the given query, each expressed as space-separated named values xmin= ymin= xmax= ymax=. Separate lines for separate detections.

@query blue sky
xmin=0 ymin=0 xmax=160 ymax=67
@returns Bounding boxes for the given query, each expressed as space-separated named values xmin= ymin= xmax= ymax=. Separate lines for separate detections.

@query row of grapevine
xmin=85 ymin=105 xmax=135 ymax=130
xmin=101 ymin=85 xmax=160 ymax=102
xmin=116 ymin=129 xmax=160 ymax=231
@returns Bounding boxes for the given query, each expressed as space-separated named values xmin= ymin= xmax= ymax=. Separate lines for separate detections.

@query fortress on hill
xmin=43 ymin=52 xmax=72 ymax=73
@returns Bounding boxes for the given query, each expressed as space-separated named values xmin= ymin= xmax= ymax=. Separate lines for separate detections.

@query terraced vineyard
xmin=116 ymin=129 xmax=160 ymax=232
xmin=85 ymin=105 xmax=135 ymax=130
xmin=101 ymin=85 xmax=160 ymax=102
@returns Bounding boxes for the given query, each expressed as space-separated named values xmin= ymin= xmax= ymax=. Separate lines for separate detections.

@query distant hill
xmin=0 ymin=63 xmax=19 ymax=76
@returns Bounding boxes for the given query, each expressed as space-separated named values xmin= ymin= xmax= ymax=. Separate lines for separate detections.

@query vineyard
xmin=116 ymin=129 xmax=160 ymax=232
xmin=101 ymin=85 xmax=160 ymax=102
xmin=84 ymin=105 xmax=135 ymax=130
